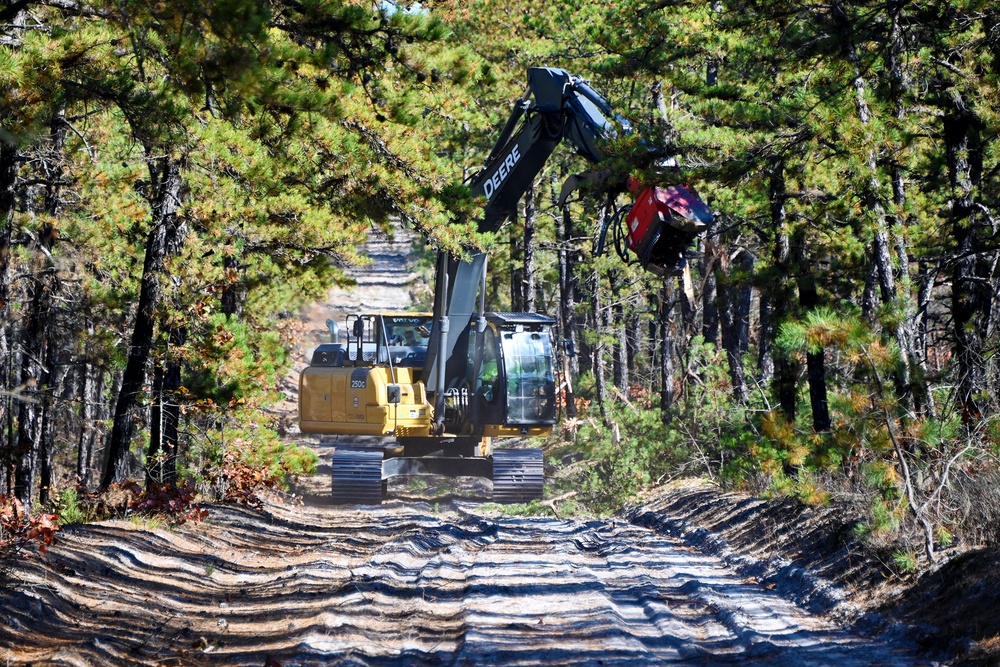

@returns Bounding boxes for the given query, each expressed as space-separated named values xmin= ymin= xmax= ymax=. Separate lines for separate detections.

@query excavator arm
xmin=470 ymin=66 xmax=713 ymax=277
xmin=424 ymin=67 xmax=713 ymax=432
xmin=471 ymin=67 xmax=624 ymax=233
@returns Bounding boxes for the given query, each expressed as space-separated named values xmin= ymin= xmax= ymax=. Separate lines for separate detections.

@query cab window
xmin=471 ymin=328 xmax=500 ymax=401
xmin=501 ymin=330 xmax=556 ymax=425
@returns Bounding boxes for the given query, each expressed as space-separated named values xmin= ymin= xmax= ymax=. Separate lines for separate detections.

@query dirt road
xmin=0 ymin=475 xmax=930 ymax=666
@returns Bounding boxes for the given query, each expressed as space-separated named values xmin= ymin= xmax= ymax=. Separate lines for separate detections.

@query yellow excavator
xmin=299 ymin=308 xmax=556 ymax=503
xmin=298 ymin=68 xmax=712 ymax=504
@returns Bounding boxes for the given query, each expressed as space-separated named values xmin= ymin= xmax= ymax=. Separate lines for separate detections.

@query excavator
xmin=298 ymin=67 xmax=713 ymax=504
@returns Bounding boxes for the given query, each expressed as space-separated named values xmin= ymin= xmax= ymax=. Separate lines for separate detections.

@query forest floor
xmin=1 ymin=226 xmax=997 ymax=665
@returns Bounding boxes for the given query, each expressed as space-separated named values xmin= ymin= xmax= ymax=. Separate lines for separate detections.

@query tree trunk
xmin=701 ymin=241 xmax=719 ymax=345
xmin=13 ymin=384 xmax=39 ymax=508
xmin=794 ymin=233 xmax=831 ymax=432
xmin=148 ymin=363 xmax=165 ymax=486
xmin=659 ymin=281 xmax=677 ymax=423
xmin=611 ymin=271 xmax=628 ymax=395
xmin=37 ymin=363 xmax=65 ymax=506
xmin=627 ymin=310 xmax=641 ymax=381
xmin=758 ymin=291 xmax=774 ymax=383
xmin=221 ymin=252 xmax=247 ymax=318
xmin=14 ymin=265 xmax=52 ymax=509
xmin=36 ymin=109 xmax=67 ymax=507
xmin=0 ymin=140 xmax=16 ymax=492
xmin=522 ymin=184 xmax=536 ymax=313
xmin=914 ymin=261 xmax=937 ymax=418
xmin=102 ymin=157 xmax=186 ymax=490
xmin=944 ymin=104 xmax=989 ymax=423
xmin=735 ymin=251 xmax=753 ymax=356
xmin=861 ymin=259 xmax=879 ymax=323
xmin=0 ymin=142 xmax=13 ymax=293
xmin=837 ymin=0 xmax=919 ymax=418
xmin=590 ymin=266 xmax=610 ymax=427
xmin=718 ymin=248 xmax=749 ymax=404
xmin=510 ymin=211 xmax=524 ymax=312
xmin=557 ymin=204 xmax=578 ymax=418
xmin=677 ymin=261 xmax=696 ymax=331
xmin=895 ymin=226 xmax=932 ymax=418
xmin=648 ymin=307 xmax=658 ymax=384
xmin=77 ymin=341 xmax=103 ymax=489
xmin=767 ymin=161 xmax=797 ymax=422
xmin=888 ymin=3 xmax=931 ymax=420
xmin=147 ymin=326 xmax=184 ymax=489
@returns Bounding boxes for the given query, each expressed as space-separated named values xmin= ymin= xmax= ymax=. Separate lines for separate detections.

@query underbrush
xmin=200 ymin=440 xmax=317 ymax=510
xmin=551 ymin=381 xmax=696 ymax=515
xmin=49 ymin=428 xmax=318 ymax=530
xmin=553 ymin=338 xmax=1000 ymax=574
xmin=3 ymin=432 xmax=316 ymax=584
xmin=0 ymin=495 xmax=59 ymax=584
xmin=182 ymin=421 xmax=318 ymax=509
xmin=56 ymin=481 xmax=209 ymax=526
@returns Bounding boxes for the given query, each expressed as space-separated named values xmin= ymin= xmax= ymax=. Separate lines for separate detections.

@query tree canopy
xmin=3 ymin=0 xmax=1000 ymax=564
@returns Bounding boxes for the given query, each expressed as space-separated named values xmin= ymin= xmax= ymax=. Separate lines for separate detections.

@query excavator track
xmin=331 ymin=447 xmax=385 ymax=505
xmin=492 ymin=448 xmax=544 ymax=503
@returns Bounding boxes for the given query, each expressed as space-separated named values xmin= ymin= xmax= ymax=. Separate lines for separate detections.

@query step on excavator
xmin=298 ymin=68 xmax=713 ymax=504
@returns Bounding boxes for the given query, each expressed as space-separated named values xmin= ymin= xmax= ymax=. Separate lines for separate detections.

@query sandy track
xmin=0 ymin=493 xmax=929 ymax=666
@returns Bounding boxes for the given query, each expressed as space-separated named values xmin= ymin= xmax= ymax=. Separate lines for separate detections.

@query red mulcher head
xmin=625 ymin=181 xmax=713 ymax=276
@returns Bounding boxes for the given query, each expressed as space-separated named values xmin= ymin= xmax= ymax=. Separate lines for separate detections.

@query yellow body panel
xmin=299 ymin=366 xmax=433 ymax=437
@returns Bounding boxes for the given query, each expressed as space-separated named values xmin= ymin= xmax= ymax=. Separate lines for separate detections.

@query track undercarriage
xmin=329 ymin=438 xmax=544 ymax=505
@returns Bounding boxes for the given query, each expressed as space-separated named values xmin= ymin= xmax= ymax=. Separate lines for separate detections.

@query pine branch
xmin=342 ymin=120 xmax=425 ymax=185
xmin=2 ymin=0 xmax=111 ymax=21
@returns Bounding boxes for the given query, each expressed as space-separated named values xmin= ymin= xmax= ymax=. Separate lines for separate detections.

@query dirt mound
xmin=627 ymin=485 xmax=888 ymax=616
xmin=628 ymin=481 xmax=1000 ymax=665
xmin=892 ymin=548 xmax=1000 ymax=664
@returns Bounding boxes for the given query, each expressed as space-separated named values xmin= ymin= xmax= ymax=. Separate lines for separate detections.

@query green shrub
xmin=570 ymin=399 xmax=691 ymax=513
xmin=182 ymin=415 xmax=317 ymax=496
xmin=56 ymin=488 xmax=89 ymax=526
xmin=892 ymin=550 xmax=918 ymax=575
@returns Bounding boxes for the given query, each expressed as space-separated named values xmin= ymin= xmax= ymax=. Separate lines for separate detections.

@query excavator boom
xmin=425 ymin=67 xmax=714 ymax=412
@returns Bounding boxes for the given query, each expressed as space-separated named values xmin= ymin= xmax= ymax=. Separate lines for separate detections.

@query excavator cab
xmin=500 ymin=324 xmax=557 ymax=426
xmin=468 ymin=313 xmax=557 ymax=433
xmin=431 ymin=312 xmax=556 ymax=437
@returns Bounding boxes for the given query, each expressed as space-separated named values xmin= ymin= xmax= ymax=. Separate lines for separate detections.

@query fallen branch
xmin=542 ymin=491 xmax=578 ymax=519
